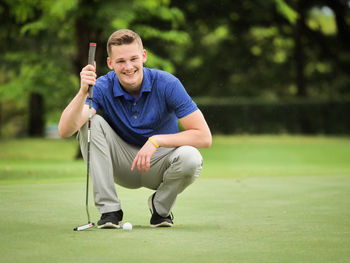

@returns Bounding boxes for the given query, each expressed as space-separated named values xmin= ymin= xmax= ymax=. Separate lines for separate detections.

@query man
xmin=58 ymin=29 xmax=212 ymax=228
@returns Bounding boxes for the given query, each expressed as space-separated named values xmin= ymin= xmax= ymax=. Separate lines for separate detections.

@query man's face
xmin=107 ymin=42 xmax=147 ymax=96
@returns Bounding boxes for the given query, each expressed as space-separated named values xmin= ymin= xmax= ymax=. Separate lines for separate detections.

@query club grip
xmin=88 ymin=43 xmax=96 ymax=98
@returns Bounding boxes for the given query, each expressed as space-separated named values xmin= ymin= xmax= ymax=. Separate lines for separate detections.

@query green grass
xmin=0 ymin=136 xmax=350 ymax=263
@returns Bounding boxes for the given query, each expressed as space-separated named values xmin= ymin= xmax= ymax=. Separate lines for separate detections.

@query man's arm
xmin=58 ymin=96 xmax=95 ymax=138
xmin=58 ymin=64 xmax=97 ymax=138
xmin=131 ymin=109 xmax=212 ymax=173
xmin=152 ymin=109 xmax=212 ymax=148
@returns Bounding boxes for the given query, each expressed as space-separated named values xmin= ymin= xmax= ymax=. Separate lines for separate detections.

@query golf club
xmin=74 ymin=42 xmax=97 ymax=231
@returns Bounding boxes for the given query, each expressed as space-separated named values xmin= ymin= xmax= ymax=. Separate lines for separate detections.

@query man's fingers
xmin=131 ymin=143 xmax=156 ymax=173
xmin=83 ymin=64 xmax=96 ymax=72
xmin=145 ymin=156 xmax=151 ymax=173
xmin=137 ymin=156 xmax=143 ymax=173
xmin=80 ymin=71 xmax=97 ymax=79
xmin=81 ymin=76 xmax=96 ymax=83
xmin=131 ymin=157 xmax=137 ymax=171
xmin=83 ymin=77 xmax=96 ymax=85
xmin=80 ymin=65 xmax=97 ymax=82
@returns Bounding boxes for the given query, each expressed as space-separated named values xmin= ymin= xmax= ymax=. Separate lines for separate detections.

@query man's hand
xmin=131 ymin=139 xmax=158 ymax=173
xmin=80 ymin=63 xmax=97 ymax=95
xmin=58 ymin=63 xmax=97 ymax=138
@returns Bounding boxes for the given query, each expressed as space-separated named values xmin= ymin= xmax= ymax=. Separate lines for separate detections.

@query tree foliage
xmin=171 ymin=0 xmax=350 ymax=99
xmin=0 ymin=0 xmax=349 ymax=137
xmin=0 ymin=0 xmax=187 ymax=137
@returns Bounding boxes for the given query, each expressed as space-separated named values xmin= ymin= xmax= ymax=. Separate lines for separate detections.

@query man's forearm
xmin=151 ymin=110 xmax=212 ymax=149
xmin=152 ymin=129 xmax=212 ymax=149
xmin=58 ymin=91 xmax=88 ymax=138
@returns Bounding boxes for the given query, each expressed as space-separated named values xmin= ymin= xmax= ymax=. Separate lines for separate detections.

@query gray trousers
xmin=77 ymin=115 xmax=203 ymax=217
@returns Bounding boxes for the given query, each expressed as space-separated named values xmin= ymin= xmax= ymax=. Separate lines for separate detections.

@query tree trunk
xmin=326 ymin=0 xmax=350 ymax=48
xmin=294 ymin=1 xmax=306 ymax=98
xmin=28 ymin=92 xmax=44 ymax=137
xmin=294 ymin=1 xmax=313 ymax=133
xmin=74 ymin=0 xmax=105 ymax=158
xmin=74 ymin=0 xmax=105 ymax=77
xmin=0 ymin=102 xmax=2 ymax=138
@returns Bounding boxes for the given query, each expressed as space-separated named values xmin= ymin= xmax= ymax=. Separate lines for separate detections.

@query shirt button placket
xmin=133 ymin=101 xmax=138 ymax=120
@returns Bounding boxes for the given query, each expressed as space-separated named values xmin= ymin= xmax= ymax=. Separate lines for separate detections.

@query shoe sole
xmin=97 ymin=222 xmax=121 ymax=229
xmin=148 ymin=194 xmax=173 ymax=228
xmin=150 ymin=221 xmax=173 ymax=228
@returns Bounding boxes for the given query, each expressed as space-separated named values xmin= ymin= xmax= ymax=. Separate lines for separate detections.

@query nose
xmin=124 ymin=60 xmax=133 ymax=70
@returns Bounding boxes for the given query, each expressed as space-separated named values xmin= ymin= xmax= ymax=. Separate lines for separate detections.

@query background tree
xmin=171 ymin=0 xmax=350 ymax=99
xmin=0 ymin=0 xmax=187 ymax=137
xmin=0 ymin=0 xmax=349 ymax=137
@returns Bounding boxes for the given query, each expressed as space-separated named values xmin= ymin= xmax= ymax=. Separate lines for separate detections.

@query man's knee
xmin=90 ymin=114 xmax=107 ymax=128
xmin=171 ymin=146 xmax=203 ymax=178
xmin=78 ymin=115 xmax=105 ymax=139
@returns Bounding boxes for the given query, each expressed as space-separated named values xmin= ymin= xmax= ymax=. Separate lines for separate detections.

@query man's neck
xmin=120 ymin=83 xmax=142 ymax=99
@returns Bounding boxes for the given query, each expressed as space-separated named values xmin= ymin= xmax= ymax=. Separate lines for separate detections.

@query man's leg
xmin=78 ymin=115 xmax=203 ymax=227
xmin=142 ymin=146 xmax=203 ymax=222
xmin=77 ymin=115 xmax=141 ymax=218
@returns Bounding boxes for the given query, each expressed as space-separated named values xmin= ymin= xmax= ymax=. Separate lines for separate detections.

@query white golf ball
xmin=123 ymin=222 xmax=132 ymax=231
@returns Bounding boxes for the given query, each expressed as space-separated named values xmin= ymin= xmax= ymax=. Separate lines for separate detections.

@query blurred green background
xmin=1 ymin=0 xmax=350 ymax=137
xmin=1 ymin=2 xmax=350 ymax=262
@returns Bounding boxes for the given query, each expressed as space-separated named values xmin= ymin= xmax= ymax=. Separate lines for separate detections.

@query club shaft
xmin=86 ymin=96 xmax=92 ymax=223
xmin=85 ymin=43 xmax=96 ymax=225
xmin=74 ymin=43 xmax=96 ymax=231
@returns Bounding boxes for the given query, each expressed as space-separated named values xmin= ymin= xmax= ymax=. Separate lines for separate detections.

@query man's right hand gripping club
xmin=58 ymin=63 xmax=97 ymax=138
xmin=80 ymin=63 xmax=97 ymax=96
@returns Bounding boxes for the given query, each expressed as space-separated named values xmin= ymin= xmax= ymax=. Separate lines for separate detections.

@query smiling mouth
xmin=124 ymin=70 xmax=137 ymax=76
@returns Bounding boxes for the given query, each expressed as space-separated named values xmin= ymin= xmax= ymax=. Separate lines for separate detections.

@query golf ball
xmin=123 ymin=222 xmax=132 ymax=231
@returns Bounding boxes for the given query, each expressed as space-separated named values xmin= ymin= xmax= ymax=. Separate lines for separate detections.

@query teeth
xmin=125 ymin=71 xmax=136 ymax=75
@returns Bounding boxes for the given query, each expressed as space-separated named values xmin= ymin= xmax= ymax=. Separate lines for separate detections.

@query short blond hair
xmin=107 ymin=29 xmax=143 ymax=57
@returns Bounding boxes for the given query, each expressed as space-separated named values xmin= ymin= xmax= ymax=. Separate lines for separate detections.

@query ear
xmin=107 ymin=57 xmax=113 ymax=70
xmin=142 ymin=49 xmax=147 ymax=63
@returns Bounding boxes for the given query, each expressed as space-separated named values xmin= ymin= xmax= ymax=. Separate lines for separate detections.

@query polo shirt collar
xmin=113 ymin=68 xmax=152 ymax=101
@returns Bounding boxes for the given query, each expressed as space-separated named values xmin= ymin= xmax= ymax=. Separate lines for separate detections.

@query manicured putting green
xmin=0 ymin=136 xmax=349 ymax=263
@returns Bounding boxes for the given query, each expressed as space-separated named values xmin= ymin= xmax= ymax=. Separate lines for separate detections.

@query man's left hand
xmin=131 ymin=140 xmax=158 ymax=173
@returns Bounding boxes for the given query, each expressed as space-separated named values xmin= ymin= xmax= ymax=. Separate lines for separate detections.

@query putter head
xmin=73 ymin=222 xmax=95 ymax=231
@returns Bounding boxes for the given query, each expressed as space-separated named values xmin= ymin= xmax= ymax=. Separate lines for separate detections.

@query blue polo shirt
xmin=86 ymin=67 xmax=198 ymax=146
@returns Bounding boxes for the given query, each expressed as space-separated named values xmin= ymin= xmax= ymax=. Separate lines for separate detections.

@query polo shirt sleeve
xmin=166 ymin=78 xmax=198 ymax=119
